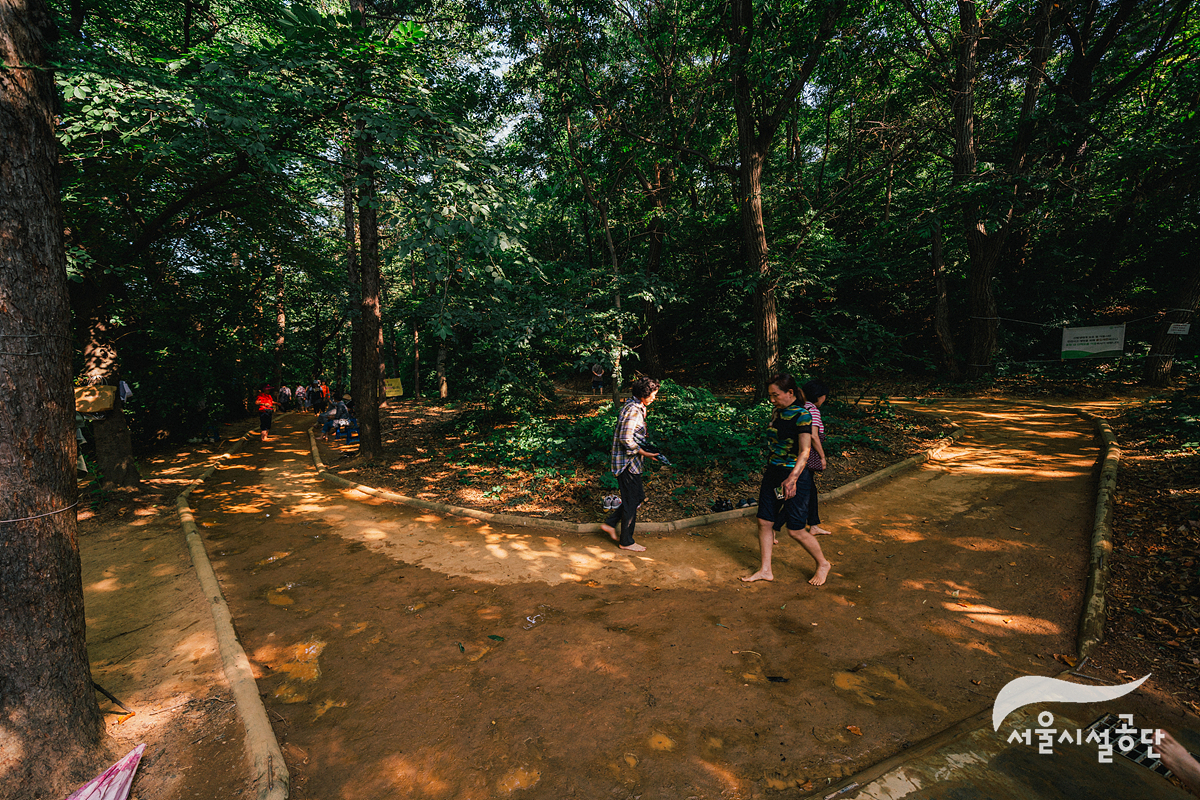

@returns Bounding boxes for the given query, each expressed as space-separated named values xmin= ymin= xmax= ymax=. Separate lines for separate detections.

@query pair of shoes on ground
xmin=601 ymin=495 xmax=623 ymax=510
xmin=712 ymin=497 xmax=757 ymax=513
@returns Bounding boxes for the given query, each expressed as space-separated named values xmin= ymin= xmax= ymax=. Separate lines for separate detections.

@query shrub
xmin=458 ymin=380 xmax=771 ymax=481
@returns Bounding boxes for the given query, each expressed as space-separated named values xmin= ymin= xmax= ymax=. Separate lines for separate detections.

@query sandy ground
xmin=77 ymin=400 xmax=1193 ymax=799
xmin=79 ymin=426 xmax=254 ymax=800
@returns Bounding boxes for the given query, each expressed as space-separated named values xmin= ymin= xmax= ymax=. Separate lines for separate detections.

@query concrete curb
xmin=176 ymin=431 xmax=290 ymax=800
xmin=308 ymin=417 xmax=965 ymax=535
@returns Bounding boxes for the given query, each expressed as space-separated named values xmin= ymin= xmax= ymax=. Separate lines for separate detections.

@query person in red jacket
xmin=256 ymin=383 xmax=276 ymax=442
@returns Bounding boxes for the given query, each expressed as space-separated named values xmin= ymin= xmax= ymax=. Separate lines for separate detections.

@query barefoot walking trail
xmin=78 ymin=398 xmax=1192 ymax=799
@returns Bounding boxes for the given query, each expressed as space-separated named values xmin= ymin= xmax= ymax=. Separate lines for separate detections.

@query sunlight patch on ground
xmin=372 ymin=752 xmax=452 ymax=796
xmin=954 ymin=606 xmax=1062 ymax=635
xmin=87 ymin=577 xmax=122 ymax=593
xmin=693 ymin=757 xmax=743 ymax=794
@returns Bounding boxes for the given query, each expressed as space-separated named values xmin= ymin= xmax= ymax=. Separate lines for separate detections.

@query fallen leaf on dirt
xmin=1053 ymin=654 xmax=1077 ymax=667
xmin=846 ymin=725 xmax=862 ymax=736
xmin=1010 ymin=526 xmax=1022 ymax=531
xmin=971 ymin=680 xmax=981 ymax=685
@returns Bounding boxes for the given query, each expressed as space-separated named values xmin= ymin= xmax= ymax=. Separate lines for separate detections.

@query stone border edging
xmin=175 ymin=431 xmax=290 ymax=800
xmin=308 ymin=419 xmax=965 ymax=535
xmin=1076 ymin=412 xmax=1119 ymax=661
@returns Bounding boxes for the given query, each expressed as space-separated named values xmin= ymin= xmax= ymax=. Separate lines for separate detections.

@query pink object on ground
xmin=65 ymin=744 xmax=146 ymax=800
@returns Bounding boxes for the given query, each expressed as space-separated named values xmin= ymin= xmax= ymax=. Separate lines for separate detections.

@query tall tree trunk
xmin=951 ymin=0 xmax=1007 ymax=378
xmin=349 ymin=1 xmax=383 ymax=459
xmin=566 ymin=114 xmax=624 ymax=401
xmin=0 ymin=2 xmax=104 ymax=796
xmin=410 ymin=257 xmax=421 ymax=398
xmin=1144 ymin=261 xmax=1200 ymax=386
xmin=436 ymin=341 xmax=448 ymax=399
xmin=343 ymin=133 xmax=362 ymax=400
xmin=930 ymin=217 xmax=960 ymax=380
xmin=726 ymin=0 xmax=843 ymax=397
xmin=272 ymin=252 xmax=285 ymax=389
xmin=636 ymin=164 xmax=668 ymax=378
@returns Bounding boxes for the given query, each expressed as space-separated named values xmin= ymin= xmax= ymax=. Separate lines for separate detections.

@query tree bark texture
xmin=272 ymin=253 xmax=285 ymax=389
xmin=566 ymin=114 xmax=624 ymax=401
xmin=0 ymin=1 xmax=104 ymax=796
xmin=436 ymin=341 xmax=448 ymax=399
xmin=1144 ymin=259 xmax=1200 ymax=386
xmin=726 ymin=0 xmax=843 ymax=397
xmin=349 ymin=2 xmax=383 ymax=459
xmin=410 ymin=257 xmax=421 ymax=397
xmin=951 ymin=0 xmax=1006 ymax=378
xmin=81 ymin=321 xmax=140 ymax=487
xmin=637 ymin=164 xmax=668 ymax=378
xmin=930 ymin=217 xmax=960 ymax=380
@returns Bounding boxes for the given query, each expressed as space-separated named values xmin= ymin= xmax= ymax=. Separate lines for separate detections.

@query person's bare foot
xmin=809 ymin=561 xmax=832 ymax=586
xmin=741 ymin=570 xmax=773 ymax=583
xmin=810 ymin=525 xmax=832 ymax=536
xmin=620 ymin=542 xmax=646 ymax=552
xmin=600 ymin=524 xmax=618 ymax=543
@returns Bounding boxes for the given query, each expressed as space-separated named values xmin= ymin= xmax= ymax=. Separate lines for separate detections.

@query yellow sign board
xmin=383 ymin=378 xmax=405 ymax=397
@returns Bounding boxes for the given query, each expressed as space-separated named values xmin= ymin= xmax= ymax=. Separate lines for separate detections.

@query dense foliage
xmin=450 ymin=382 xmax=943 ymax=488
xmin=46 ymin=0 xmax=1199 ymax=452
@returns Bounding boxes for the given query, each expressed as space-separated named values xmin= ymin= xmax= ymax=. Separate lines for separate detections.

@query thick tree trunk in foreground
xmin=0 ymin=2 xmax=104 ymax=796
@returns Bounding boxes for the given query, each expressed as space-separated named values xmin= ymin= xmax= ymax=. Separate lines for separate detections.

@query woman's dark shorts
xmin=756 ymin=464 xmax=812 ymax=532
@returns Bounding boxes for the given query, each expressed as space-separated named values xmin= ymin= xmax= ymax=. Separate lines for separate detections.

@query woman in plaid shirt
xmin=600 ymin=377 xmax=661 ymax=551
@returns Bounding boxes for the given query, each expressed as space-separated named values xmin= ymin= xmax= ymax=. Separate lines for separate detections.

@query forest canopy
xmin=51 ymin=0 xmax=1199 ymax=449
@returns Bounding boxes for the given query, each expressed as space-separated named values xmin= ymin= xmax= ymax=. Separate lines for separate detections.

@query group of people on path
xmin=254 ymin=379 xmax=353 ymax=442
xmin=601 ymin=374 xmax=833 ymax=586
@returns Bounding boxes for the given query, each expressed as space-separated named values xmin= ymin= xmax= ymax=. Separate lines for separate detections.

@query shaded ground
xmin=317 ymin=396 xmax=953 ymax=524
xmin=166 ymin=399 xmax=1188 ymax=799
xmin=75 ymin=397 xmax=1200 ymax=798
xmin=78 ymin=421 xmax=255 ymax=800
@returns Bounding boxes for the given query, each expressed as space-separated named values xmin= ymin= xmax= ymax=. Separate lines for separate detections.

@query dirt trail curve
xmin=185 ymin=399 xmax=1106 ymax=799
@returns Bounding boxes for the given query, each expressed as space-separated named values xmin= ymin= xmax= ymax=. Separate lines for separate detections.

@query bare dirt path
xmin=169 ymin=399 xmax=1148 ymax=799
xmin=79 ymin=428 xmax=255 ymax=799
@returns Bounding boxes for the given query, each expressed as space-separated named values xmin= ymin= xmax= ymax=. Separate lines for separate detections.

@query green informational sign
xmin=1061 ymin=324 xmax=1126 ymax=359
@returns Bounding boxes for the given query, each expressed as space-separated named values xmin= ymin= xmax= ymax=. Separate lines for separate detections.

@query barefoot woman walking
xmin=742 ymin=374 xmax=832 ymax=586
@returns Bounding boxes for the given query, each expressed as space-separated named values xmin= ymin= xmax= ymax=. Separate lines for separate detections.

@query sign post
xmin=383 ymin=377 xmax=405 ymax=398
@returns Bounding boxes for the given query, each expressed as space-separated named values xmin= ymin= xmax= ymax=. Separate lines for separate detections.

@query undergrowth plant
xmin=457 ymin=380 xmax=771 ymax=480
